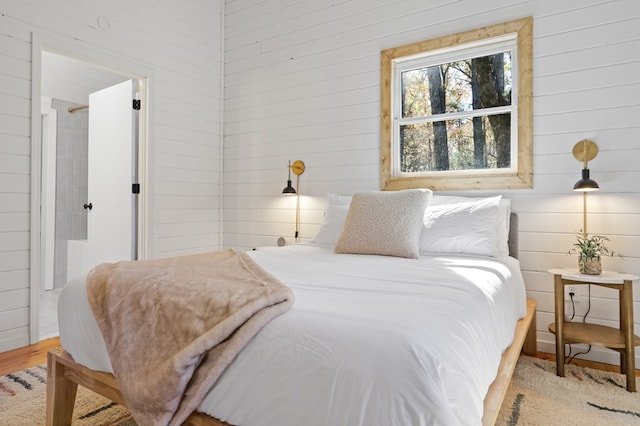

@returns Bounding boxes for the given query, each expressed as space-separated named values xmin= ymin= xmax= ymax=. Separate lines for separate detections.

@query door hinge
xmin=132 ymin=183 xmax=140 ymax=194
xmin=132 ymin=99 xmax=141 ymax=110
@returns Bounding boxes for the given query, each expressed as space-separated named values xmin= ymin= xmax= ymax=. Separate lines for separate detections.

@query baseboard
xmin=0 ymin=327 xmax=30 ymax=354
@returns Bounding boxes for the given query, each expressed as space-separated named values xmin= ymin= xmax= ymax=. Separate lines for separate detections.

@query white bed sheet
xmin=58 ymin=244 xmax=526 ymax=426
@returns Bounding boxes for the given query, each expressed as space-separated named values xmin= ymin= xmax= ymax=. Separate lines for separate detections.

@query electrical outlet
xmin=564 ymin=285 xmax=579 ymax=303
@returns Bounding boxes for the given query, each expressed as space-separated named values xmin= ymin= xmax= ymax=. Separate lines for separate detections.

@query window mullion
xmin=397 ymin=105 xmax=512 ymax=125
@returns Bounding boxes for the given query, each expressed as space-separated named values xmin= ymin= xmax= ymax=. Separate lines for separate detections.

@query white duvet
xmin=58 ymin=244 xmax=527 ymax=426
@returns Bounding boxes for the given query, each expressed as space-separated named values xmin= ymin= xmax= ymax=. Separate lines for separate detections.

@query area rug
xmin=0 ymin=365 xmax=134 ymax=425
xmin=1 ymin=357 xmax=639 ymax=425
xmin=496 ymin=356 xmax=640 ymax=426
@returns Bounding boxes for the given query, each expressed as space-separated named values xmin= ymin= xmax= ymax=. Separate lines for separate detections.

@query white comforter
xmin=58 ymin=244 xmax=526 ymax=426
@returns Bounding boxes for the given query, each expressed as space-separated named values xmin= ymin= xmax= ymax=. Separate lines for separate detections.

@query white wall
xmin=223 ymin=0 xmax=640 ymax=366
xmin=0 ymin=0 xmax=223 ymax=352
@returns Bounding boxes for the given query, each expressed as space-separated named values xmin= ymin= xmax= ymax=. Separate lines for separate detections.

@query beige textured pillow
xmin=334 ymin=189 xmax=431 ymax=259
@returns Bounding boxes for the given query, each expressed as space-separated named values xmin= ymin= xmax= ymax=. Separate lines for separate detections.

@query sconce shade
xmin=573 ymin=168 xmax=599 ymax=192
xmin=282 ymin=180 xmax=296 ymax=194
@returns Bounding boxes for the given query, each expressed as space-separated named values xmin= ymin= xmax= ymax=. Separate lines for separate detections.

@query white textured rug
xmin=497 ymin=356 xmax=640 ymax=426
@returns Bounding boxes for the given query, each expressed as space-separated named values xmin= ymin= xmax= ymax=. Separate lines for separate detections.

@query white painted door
xmin=85 ymin=79 xmax=138 ymax=271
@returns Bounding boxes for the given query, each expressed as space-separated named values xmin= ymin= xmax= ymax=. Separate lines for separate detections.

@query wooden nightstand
xmin=548 ymin=268 xmax=640 ymax=392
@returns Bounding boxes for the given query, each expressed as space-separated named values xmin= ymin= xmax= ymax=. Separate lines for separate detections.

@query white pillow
xmin=420 ymin=195 xmax=501 ymax=257
xmin=429 ymin=194 xmax=511 ymax=256
xmin=335 ymin=189 xmax=432 ymax=259
xmin=326 ymin=193 xmax=352 ymax=206
xmin=310 ymin=204 xmax=350 ymax=246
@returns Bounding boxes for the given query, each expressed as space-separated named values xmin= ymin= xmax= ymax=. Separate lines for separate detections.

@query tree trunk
xmin=474 ymin=54 xmax=511 ymax=168
xmin=427 ymin=65 xmax=449 ymax=170
xmin=471 ymin=59 xmax=485 ymax=169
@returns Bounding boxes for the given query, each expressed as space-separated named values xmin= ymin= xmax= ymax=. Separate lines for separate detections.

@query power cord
xmin=568 ymin=291 xmax=576 ymax=321
xmin=565 ymin=285 xmax=592 ymax=364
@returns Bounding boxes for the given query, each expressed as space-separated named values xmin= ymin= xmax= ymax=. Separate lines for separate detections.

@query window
xmin=381 ymin=18 xmax=533 ymax=190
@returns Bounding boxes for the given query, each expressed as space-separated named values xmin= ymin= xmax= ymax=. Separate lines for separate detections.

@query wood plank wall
xmin=0 ymin=0 xmax=223 ymax=352
xmin=223 ymin=0 xmax=640 ymax=366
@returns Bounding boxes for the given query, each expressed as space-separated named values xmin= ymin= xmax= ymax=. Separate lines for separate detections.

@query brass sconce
xmin=572 ymin=139 xmax=599 ymax=238
xmin=282 ymin=160 xmax=305 ymax=240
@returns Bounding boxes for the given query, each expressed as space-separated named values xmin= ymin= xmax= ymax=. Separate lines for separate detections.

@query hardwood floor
xmin=1 ymin=337 xmax=638 ymax=378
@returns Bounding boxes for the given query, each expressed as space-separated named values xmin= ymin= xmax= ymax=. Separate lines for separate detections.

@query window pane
xmin=399 ymin=113 xmax=511 ymax=172
xmin=401 ymin=52 xmax=512 ymax=119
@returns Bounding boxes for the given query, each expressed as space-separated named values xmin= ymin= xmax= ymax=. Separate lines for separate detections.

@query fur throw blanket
xmin=86 ymin=249 xmax=294 ymax=426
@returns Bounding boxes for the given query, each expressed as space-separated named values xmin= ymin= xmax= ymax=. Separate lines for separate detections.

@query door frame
xmin=40 ymin=96 xmax=57 ymax=291
xmin=29 ymin=33 xmax=150 ymax=343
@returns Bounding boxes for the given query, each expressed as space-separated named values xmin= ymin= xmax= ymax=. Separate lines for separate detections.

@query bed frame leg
xmin=47 ymin=349 xmax=78 ymax=426
xmin=522 ymin=300 xmax=537 ymax=356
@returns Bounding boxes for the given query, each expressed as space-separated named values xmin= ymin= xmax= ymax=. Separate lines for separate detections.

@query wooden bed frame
xmin=46 ymin=299 xmax=537 ymax=426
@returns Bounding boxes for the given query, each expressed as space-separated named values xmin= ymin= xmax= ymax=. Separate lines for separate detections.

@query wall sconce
xmin=572 ymin=139 xmax=599 ymax=238
xmin=282 ymin=160 xmax=305 ymax=240
xmin=282 ymin=161 xmax=296 ymax=194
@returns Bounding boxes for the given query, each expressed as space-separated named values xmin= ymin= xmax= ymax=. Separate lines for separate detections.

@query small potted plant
xmin=568 ymin=231 xmax=622 ymax=275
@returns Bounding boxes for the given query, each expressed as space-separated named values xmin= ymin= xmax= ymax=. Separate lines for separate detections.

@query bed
xmin=47 ymin=191 xmax=537 ymax=426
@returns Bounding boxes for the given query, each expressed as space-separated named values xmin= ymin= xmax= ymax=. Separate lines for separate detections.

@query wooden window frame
xmin=380 ymin=17 xmax=533 ymax=191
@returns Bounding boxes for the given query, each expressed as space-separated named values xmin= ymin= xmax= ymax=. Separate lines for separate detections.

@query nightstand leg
xmin=621 ymin=280 xmax=636 ymax=392
xmin=619 ymin=288 xmax=626 ymax=375
xmin=554 ymin=274 xmax=565 ymax=377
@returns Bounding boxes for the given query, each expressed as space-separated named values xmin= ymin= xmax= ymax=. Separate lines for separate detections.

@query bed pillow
xmin=326 ymin=193 xmax=352 ymax=206
xmin=310 ymin=203 xmax=350 ymax=246
xmin=335 ymin=189 xmax=431 ymax=259
xmin=429 ymin=195 xmax=511 ymax=256
xmin=309 ymin=194 xmax=353 ymax=246
xmin=420 ymin=195 xmax=501 ymax=257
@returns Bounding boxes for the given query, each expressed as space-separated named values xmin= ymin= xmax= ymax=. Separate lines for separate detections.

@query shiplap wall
xmin=0 ymin=0 xmax=223 ymax=352
xmin=223 ymin=0 xmax=640 ymax=366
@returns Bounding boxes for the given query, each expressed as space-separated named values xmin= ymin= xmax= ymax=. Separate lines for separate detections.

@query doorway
xmin=32 ymin=49 xmax=148 ymax=342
